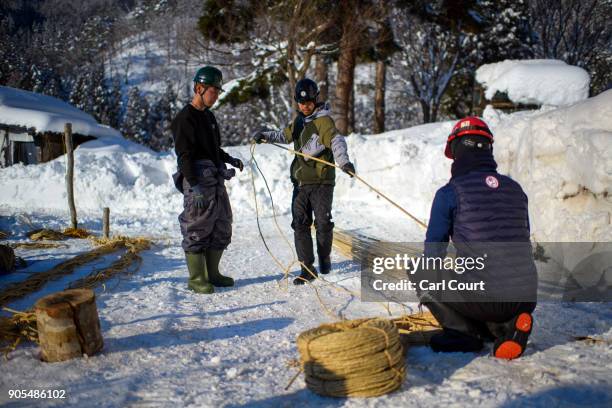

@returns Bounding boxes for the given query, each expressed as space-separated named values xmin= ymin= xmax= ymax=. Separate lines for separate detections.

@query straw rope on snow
xmin=27 ymin=227 xmax=91 ymax=241
xmin=0 ymin=235 xmax=152 ymax=357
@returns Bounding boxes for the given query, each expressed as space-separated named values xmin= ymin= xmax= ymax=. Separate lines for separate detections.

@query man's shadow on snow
xmin=235 ymin=273 xmax=287 ymax=287
xmin=236 ymin=260 xmax=361 ymax=288
xmin=108 ymin=301 xmax=287 ymax=328
xmin=102 ymin=317 xmax=293 ymax=354
xmin=225 ymin=389 xmax=349 ymax=408
xmin=526 ymin=302 xmax=612 ymax=354
xmin=228 ymin=346 xmax=479 ymax=408
xmin=500 ymin=384 xmax=611 ymax=407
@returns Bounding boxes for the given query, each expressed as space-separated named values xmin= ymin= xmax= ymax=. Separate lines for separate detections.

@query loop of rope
xmin=262 ymin=140 xmax=427 ymax=229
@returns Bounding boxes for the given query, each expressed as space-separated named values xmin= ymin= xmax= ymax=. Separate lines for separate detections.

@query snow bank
xmin=0 ymin=86 xmax=122 ymax=139
xmin=1 ymin=91 xmax=610 ymax=242
xmin=484 ymin=90 xmax=612 ymax=241
xmin=476 ymin=60 xmax=590 ymax=106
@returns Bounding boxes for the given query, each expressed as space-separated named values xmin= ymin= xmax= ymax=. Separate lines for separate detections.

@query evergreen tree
xmin=69 ymin=72 xmax=91 ymax=113
xmin=30 ymin=64 xmax=61 ymax=97
xmin=90 ymin=64 xmax=108 ymax=123
xmin=476 ymin=0 xmax=533 ymax=62
xmin=121 ymin=86 xmax=150 ymax=145
xmin=149 ymin=82 xmax=177 ymax=151
xmin=67 ymin=63 xmax=111 ymax=122
xmin=101 ymin=77 xmax=123 ymax=130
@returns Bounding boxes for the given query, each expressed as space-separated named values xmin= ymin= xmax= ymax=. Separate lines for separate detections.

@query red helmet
xmin=445 ymin=116 xmax=494 ymax=159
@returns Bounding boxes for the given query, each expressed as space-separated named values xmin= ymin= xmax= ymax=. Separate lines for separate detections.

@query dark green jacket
xmin=264 ymin=103 xmax=350 ymax=186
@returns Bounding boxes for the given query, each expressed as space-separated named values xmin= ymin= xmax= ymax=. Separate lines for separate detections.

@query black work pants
xmin=422 ymin=294 xmax=536 ymax=340
xmin=291 ymin=184 xmax=334 ymax=267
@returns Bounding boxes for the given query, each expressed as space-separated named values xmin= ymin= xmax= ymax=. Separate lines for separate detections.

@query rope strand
xmin=263 ymin=141 xmax=427 ymax=229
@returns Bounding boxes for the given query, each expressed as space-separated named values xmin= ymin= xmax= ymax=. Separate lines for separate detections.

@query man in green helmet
xmin=171 ymin=66 xmax=244 ymax=294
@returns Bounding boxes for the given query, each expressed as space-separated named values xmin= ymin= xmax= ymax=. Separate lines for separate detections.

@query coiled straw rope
xmin=297 ymin=318 xmax=405 ymax=397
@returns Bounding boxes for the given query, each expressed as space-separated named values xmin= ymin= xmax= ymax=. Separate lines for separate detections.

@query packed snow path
xmin=0 ymin=211 xmax=610 ymax=407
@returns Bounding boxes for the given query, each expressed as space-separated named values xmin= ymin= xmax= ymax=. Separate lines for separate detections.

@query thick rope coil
xmin=296 ymin=318 xmax=405 ymax=397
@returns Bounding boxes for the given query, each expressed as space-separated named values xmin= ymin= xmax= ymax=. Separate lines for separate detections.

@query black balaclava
xmin=450 ymin=135 xmax=497 ymax=179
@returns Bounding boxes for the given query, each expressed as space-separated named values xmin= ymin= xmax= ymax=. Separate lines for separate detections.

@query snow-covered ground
xmin=1 ymin=90 xmax=611 ymax=406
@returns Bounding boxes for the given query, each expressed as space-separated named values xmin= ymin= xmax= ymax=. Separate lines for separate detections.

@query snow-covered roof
xmin=0 ymin=86 xmax=122 ymax=139
xmin=476 ymin=59 xmax=590 ymax=107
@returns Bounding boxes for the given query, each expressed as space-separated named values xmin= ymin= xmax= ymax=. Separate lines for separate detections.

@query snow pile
xmin=485 ymin=90 xmax=612 ymax=241
xmin=0 ymin=140 xmax=179 ymax=218
xmin=1 ymin=91 xmax=610 ymax=242
xmin=0 ymin=86 xmax=122 ymax=139
xmin=476 ymin=60 xmax=590 ymax=106
xmin=339 ymin=88 xmax=611 ymax=242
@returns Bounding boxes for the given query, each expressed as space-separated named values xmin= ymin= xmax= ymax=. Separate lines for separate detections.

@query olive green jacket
xmin=263 ymin=103 xmax=350 ymax=186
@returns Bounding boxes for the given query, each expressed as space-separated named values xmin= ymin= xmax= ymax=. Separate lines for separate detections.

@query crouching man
xmin=171 ymin=66 xmax=244 ymax=294
xmin=419 ymin=117 xmax=537 ymax=359
xmin=252 ymin=78 xmax=355 ymax=285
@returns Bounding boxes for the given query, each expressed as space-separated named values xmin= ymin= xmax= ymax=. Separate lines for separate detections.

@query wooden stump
xmin=34 ymin=289 xmax=104 ymax=362
xmin=0 ymin=244 xmax=16 ymax=275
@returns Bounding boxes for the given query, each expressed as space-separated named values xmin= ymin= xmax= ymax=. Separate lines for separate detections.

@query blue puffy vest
xmin=449 ymin=171 xmax=537 ymax=301
xmin=450 ymin=172 xmax=530 ymax=242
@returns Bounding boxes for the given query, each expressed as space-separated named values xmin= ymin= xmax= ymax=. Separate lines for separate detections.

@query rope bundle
xmin=0 ymin=237 xmax=150 ymax=308
xmin=27 ymin=228 xmax=91 ymax=241
xmin=297 ymin=318 xmax=405 ymax=398
xmin=0 ymin=309 xmax=37 ymax=357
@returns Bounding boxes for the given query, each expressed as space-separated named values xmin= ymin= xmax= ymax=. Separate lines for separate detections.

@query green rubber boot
xmin=205 ymin=249 xmax=234 ymax=287
xmin=185 ymin=252 xmax=214 ymax=294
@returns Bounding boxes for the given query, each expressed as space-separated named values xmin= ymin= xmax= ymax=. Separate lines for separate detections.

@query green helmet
xmin=193 ymin=66 xmax=224 ymax=91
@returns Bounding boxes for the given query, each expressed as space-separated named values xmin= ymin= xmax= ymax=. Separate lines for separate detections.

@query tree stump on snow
xmin=34 ymin=289 xmax=104 ymax=362
xmin=0 ymin=244 xmax=16 ymax=275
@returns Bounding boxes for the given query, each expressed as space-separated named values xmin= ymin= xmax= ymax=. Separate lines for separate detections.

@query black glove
xmin=228 ymin=156 xmax=244 ymax=172
xmin=342 ymin=162 xmax=355 ymax=177
xmin=190 ymin=185 xmax=207 ymax=209
xmin=252 ymin=130 xmax=266 ymax=144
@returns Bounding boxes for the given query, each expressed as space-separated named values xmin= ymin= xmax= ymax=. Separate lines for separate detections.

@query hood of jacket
xmin=300 ymin=101 xmax=332 ymax=123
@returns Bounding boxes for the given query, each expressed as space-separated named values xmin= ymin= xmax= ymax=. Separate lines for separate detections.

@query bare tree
xmin=374 ymin=61 xmax=386 ymax=133
xmin=332 ymin=1 xmax=384 ymax=134
xmin=314 ymin=54 xmax=329 ymax=103
xmin=528 ymin=0 xmax=612 ymax=93
xmin=393 ymin=12 xmax=465 ymax=123
xmin=372 ymin=0 xmax=397 ymax=133
xmin=529 ymin=0 xmax=610 ymax=67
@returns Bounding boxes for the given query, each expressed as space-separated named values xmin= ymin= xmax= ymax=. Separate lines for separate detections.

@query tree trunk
xmin=421 ymin=100 xmax=431 ymax=123
xmin=315 ymin=55 xmax=329 ymax=102
xmin=333 ymin=43 xmax=356 ymax=135
xmin=348 ymin=86 xmax=355 ymax=134
xmin=35 ymin=289 xmax=104 ymax=362
xmin=431 ymin=103 xmax=439 ymax=123
xmin=374 ymin=60 xmax=386 ymax=133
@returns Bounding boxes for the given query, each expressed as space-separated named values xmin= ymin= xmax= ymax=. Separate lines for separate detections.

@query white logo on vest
xmin=485 ymin=175 xmax=499 ymax=189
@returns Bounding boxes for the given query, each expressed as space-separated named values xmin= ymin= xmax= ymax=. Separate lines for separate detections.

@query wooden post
xmin=34 ymin=289 xmax=104 ymax=362
xmin=64 ymin=123 xmax=77 ymax=229
xmin=0 ymin=244 xmax=16 ymax=275
xmin=103 ymin=207 xmax=110 ymax=239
